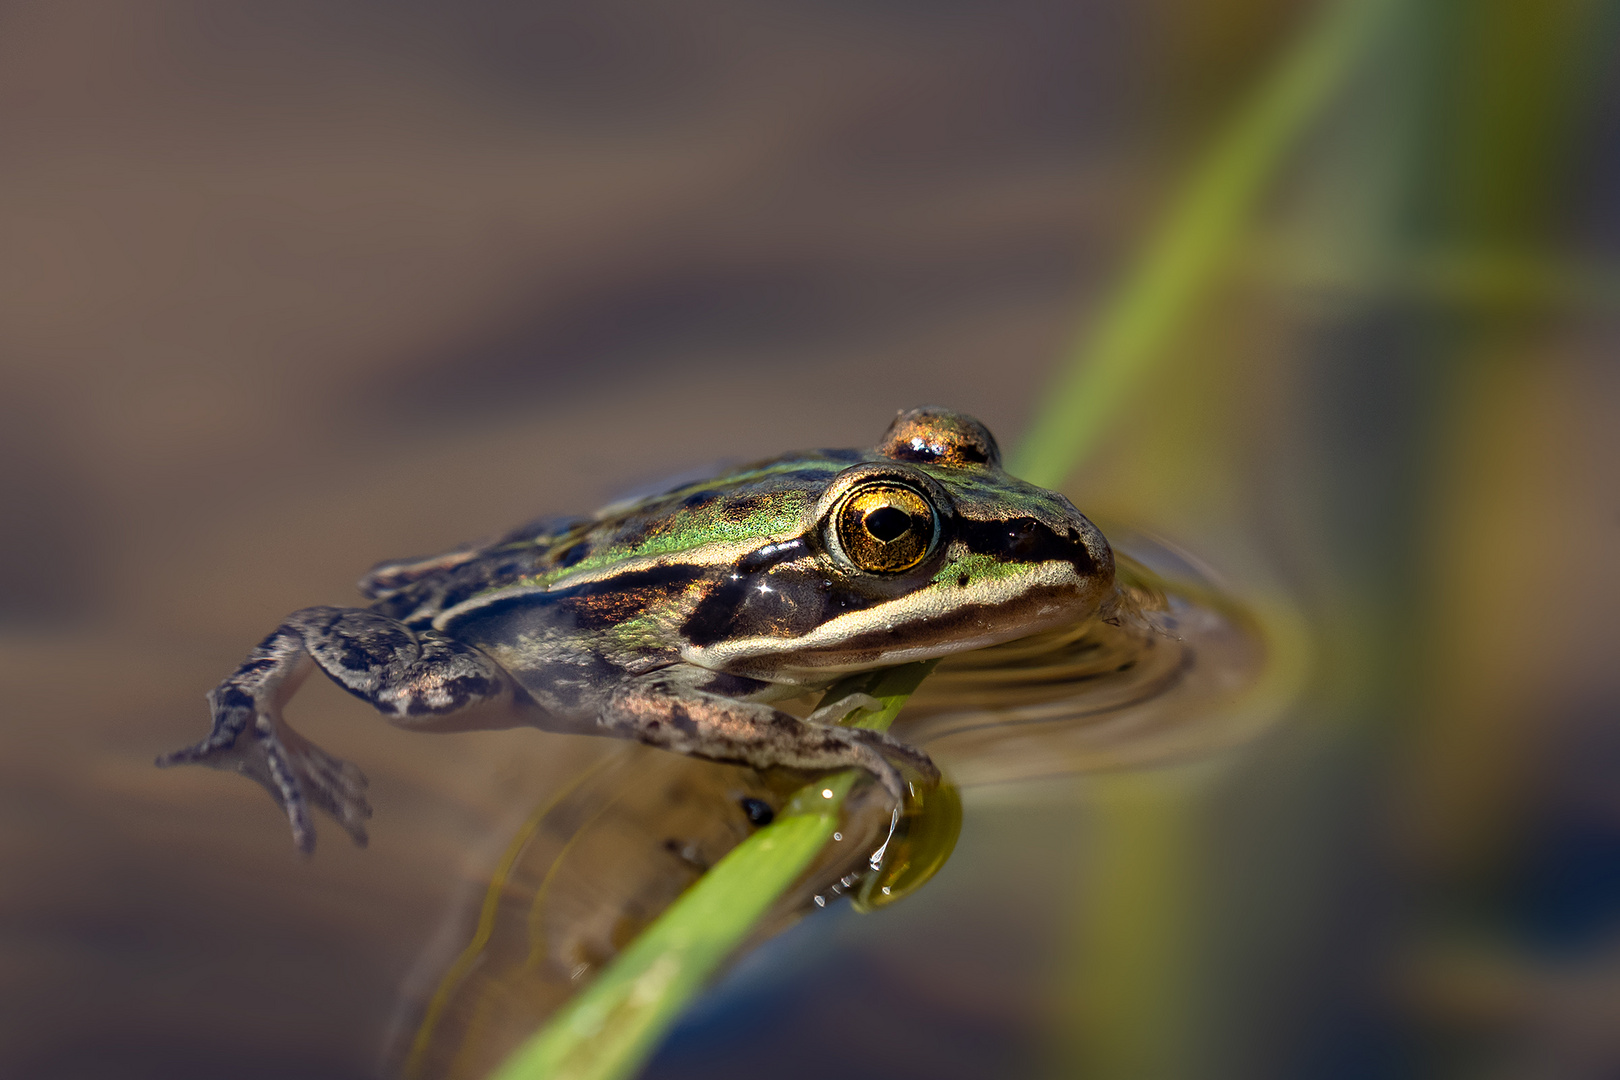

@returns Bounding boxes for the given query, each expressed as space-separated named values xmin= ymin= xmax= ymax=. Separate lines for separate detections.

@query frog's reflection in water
xmin=392 ymin=536 xmax=1271 ymax=1079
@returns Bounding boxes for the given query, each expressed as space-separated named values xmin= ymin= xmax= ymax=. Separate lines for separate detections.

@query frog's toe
xmin=288 ymin=734 xmax=369 ymax=799
xmin=812 ymin=727 xmax=906 ymax=802
xmin=292 ymin=747 xmax=372 ymax=847
xmin=275 ymin=785 xmax=319 ymax=855
xmin=269 ymin=725 xmax=372 ymax=850
xmin=861 ymin=753 xmax=908 ymax=803
xmin=156 ymin=716 xmax=250 ymax=768
xmin=158 ymin=714 xmax=371 ymax=853
xmin=155 ymin=726 xmax=254 ymax=771
xmin=848 ymin=728 xmax=941 ymax=786
xmin=301 ymin=787 xmax=371 ymax=848
xmin=154 ymin=740 xmax=210 ymax=769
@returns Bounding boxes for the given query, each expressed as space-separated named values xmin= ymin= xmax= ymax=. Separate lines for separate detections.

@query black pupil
xmin=864 ymin=505 xmax=914 ymax=543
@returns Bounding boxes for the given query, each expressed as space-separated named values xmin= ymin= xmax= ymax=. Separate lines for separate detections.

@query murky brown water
xmin=387 ymin=536 xmax=1272 ymax=1079
xmin=0 ymin=4 xmax=1173 ymax=1075
xmin=5 ymin=2 xmax=1619 ymax=1078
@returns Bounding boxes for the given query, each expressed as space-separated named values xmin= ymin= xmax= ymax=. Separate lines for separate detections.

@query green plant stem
xmin=486 ymin=662 xmax=935 ymax=1080
xmin=486 ymin=3 xmax=1395 ymax=1076
xmin=1010 ymin=0 xmax=1397 ymax=489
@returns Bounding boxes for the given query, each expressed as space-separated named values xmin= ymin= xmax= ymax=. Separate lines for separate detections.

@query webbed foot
xmin=160 ymin=606 xmax=516 ymax=853
xmin=805 ymin=692 xmax=941 ymax=792
xmin=842 ymin=726 xmax=941 ymax=788
xmin=158 ymin=711 xmax=371 ymax=855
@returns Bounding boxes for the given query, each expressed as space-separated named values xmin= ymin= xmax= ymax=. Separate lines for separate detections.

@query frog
xmin=157 ymin=407 xmax=1116 ymax=853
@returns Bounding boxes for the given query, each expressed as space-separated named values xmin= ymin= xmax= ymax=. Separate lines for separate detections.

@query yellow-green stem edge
xmin=486 ymin=1 xmax=1392 ymax=1076
xmin=1010 ymin=0 xmax=1397 ymax=489
xmin=483 ymin=663 xmax=934 ymax=1080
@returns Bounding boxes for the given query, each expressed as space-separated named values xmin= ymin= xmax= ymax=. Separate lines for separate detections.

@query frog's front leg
xmin=599 ymin=670 xmax=940 ymax=802
xmin=157 ymin=606 xmax=516 ymax=853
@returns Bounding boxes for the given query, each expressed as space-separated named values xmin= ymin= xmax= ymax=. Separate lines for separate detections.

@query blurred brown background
xmin=2 ymin=1 xmax=1617 ymax=1078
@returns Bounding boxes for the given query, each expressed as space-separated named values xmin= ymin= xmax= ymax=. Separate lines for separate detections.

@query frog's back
xmin=532 ymin=449 xmax=866 ymax=585
xmin=360 ymin=449 xmax=866 ymax=626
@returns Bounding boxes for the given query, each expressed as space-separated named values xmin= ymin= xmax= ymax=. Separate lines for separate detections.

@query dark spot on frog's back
xmin=766 ymin=466 xmax=849 ymax=489
xmin=675 ymin=489 xmax=778 ymax=522
xmin=386 ymin=549 xmax=547 ymax=622
xmin=681 ymin=490 xmax=719 ymax=510
xmin=717 ymin=494 xmax=780 ymax=524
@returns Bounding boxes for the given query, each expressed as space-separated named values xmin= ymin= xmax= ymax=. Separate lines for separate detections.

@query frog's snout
xmin=1070 ymin=514 xmax=1113 ymax=582
xmin=1031 ymin=497 xmax=1113 ymax=591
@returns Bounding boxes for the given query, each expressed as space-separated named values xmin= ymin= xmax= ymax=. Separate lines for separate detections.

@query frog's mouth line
xmin=684 ymin=560 xmax=1109 ymax=679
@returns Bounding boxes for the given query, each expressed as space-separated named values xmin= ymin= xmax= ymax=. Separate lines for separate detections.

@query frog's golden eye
xmin=835 ymin=483 xmax=936 ymax=573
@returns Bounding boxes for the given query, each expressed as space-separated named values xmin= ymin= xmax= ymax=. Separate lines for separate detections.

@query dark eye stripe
xmin=955 ymin=516 xmax=1093 ymax=573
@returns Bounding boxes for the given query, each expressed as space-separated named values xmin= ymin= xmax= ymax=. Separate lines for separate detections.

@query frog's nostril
xmin=864 ymin=506 xmax=913 ymax=543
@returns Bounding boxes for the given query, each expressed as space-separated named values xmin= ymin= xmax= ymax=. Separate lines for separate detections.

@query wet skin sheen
xmin=157 ymin=408 xmax=1115 ymax=852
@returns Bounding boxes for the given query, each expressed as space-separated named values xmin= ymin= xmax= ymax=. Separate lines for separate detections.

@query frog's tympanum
xmin=158 ymin=408 xmax=1115 ymax=852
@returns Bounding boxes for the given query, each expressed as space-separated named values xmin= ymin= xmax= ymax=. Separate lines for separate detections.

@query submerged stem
xmin=485 ymin=663 xmax=935 ymax=1080
xmin=487 ymin=2 xmax=1394 ymax=1076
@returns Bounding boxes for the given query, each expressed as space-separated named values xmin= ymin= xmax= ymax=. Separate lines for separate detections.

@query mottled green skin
xmin=159 ymin=409 xmax=1116 ymax=852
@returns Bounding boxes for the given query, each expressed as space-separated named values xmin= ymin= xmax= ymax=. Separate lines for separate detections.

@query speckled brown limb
xmin=156 ymin=606 xmax=515 ymax=853
xmin=600 ymin=676 xmax=939 ymax=802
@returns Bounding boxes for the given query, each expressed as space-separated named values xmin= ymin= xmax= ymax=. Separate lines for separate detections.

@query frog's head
xmin=682 ymin=407 xmax=1115 ymax=680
